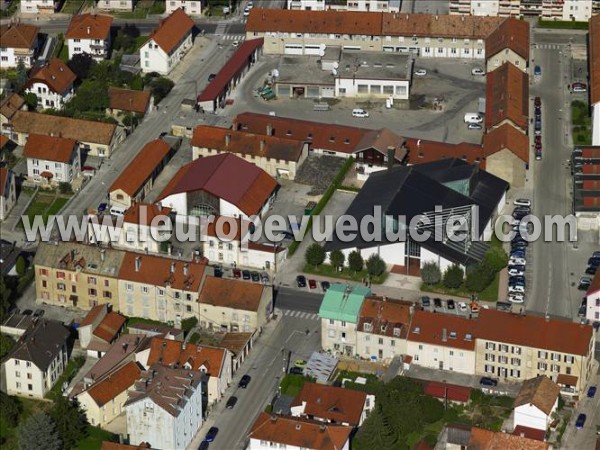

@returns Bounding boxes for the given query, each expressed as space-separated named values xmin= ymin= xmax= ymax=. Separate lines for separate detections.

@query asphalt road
xmin=274 ymin=287 xmax=324 ymax=313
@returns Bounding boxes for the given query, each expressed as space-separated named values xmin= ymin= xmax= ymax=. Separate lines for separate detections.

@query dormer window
xmin=380 ymin=325 xmax=387 ymax=333
xmin=413 ymin=326 xmax=420 ymax=334
xmin=363 ymin=323 xmax=372 ymax=332
xmin=449 ymin=331 xmax=457 ymax=339
xmin=393 ymin=327 xmax=401 ymax=337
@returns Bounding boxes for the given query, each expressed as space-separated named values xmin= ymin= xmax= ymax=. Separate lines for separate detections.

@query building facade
xmin=65 ymin=14 xmax=113 ymax=61
xmin=450 ymin=0 xmax=593 ymax=21
xmin=97 ymin=0 xmax=135 ymax=11
xmin=20 ymin=0 xmax=58 ymax=14
xmin=0 ymin=167 xmax=17 ymax=221
xmin=24 ymin=58 xmax=76 ymax=111
xmin=23 ymin=134 xmax=81 ymax=185
xmin=166 ymin=0 xmax=204 ymax=15
xmin=0 ymin=23 xmax=39 ymax=68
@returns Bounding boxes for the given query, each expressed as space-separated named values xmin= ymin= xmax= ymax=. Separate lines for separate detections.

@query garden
xmin=420 ymin=237 xmax=507 ymax=302
xmin=19 ymin=190 xmax=71 ymax=229
xmin=572 ymin=100 xmax=592 ymax=146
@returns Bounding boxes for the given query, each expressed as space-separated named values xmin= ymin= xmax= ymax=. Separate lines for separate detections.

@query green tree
xmin=18 ymin=412 xmax=62 ymax=450
xmin=366 ymin=254 xmax=386 ymax=277
xmin=465 ymin=261 xmax=495 ymax=292
xmin=23 ymin=93 xmax=38 ymax=110
xmin=49 ymin=397 xmax=87 ymax=449
xmin=0 ymin=391 xmax=21 ymax=427
xmin=15 ymin=59 xmax=28 ymax=91
xmin=305 ymin=243 xmax=325 ymax=268
xmin=0 ymin=333 xmax=15 ymax=359
xmin=65 ymin=79 xmax=109 ymax=115
xmin=15 ymin=255 xmax=26 ymax=276
xmin=348 ymin=250 xmax=364 ymax=274
xmin=181 ymin=316 xmax=198 ymax=334
xmin=329 ymin=249 xmax=345 ymax=270
xmin=484 ymin=245 xmax=508 ymax=272
xmin=421 ymin=262 xmax=441 ymax=285
xmin=148 ymin=76 xmax=174 ymax=104
xmin=67 ymin=53 xmax=96 ymax=80
xmin=58 ymin=182 xmax=73 ymax=194
xmin=443 ymin=264 xmax=464 ymax=289
xmin=0 ymin=276 xmax=12 ymax=322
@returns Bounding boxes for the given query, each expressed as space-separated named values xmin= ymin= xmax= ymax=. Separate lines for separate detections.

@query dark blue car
xmin=204 ymin=427 xmax=219 ymax=443
xmin=534 ymin=65 xmax=542 ymax=76
xmin=575 ymin=414 xmax=586 ymax=429
xmin=587 ymin=386 xmax=597 ymax=398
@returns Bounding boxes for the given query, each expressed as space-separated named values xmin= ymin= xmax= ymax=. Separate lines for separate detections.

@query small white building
xmin=23 ymin=134 xmax=81 ymax=185
xmin=287 ymin=0 xmax=400 ymax=12
xmin=0 ymin=167 xmax=17 ymax=221
xmin=97 ymin=0 xmax=135 ymax=11
xmin=166 ymin=0 xmax=204 ymax=15
xmin=140 ymin=8 xmax=194 ymax=75
xmin=0 ymin=23 xmax=39 ymax=68
xmin=3 ymin=319 xmax=70 ymax=399
xmin=65 ymin=14 xmax=113 ymax=61
xmin=513 ymin=376 xmax=560 ymax=433
xmin=585 ymin=270 xmax=600 ymax=326
xmin=24 ymin=58 xmax=76 ymax=111
xmin=125 ymin=365 xmax=203 ymax=450
xmin=590 ymin=16 xmax=600 ymax=146
xmin=20 ymin=0 xmax=58 ymax=14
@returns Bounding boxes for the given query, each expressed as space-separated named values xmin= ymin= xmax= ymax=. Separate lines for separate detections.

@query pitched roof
xmin=357 ymin=296 xmax=412 ymax=338
xmin=485 ymin=63 xmax=529 ymax=131
xmin=65 ymin=14 xmax=113 ymax=40
xmin=158 ymin=153 xmax=279 ymax=216
xmin=485 ymin=17 xmax=530 ymax=60
xmin=85 ymin=334 xmax=150 ymax=382
xmin=85 ymin=361 xmax=141 ymax=407
xmin=476 ymin=309 xmax=593 ymax=356
xmin=512 ymin=425 xmax=546 ymax=442
xmin=146 ymin=337 xmax=227 ymax=376
xmin=109 ymin=139 xmax=173 ymax=196
xmin=122 ymin=203 xmax=172 ymax=227
xmin=590 ymin=15 xmax=600 ymax=105
xmin=94 ymin=312 xmax=127 ymax=342
xmin=424 ymin=381 xmax=471 ymax=403
xmin=25 ymin=58 xmax=76 ymax=95
xmin=513 ymin=376 xmax=560 ymax=416
xmin=124 ymin=364 xmax=202 ymax=417
xmin=482 ymin=123 xmax=529 ymax=163
xmin=118 ymin=252 xmax=207 ymax=292
xmin=12 ymin=111 xmax=117 ymax=145
xmin=108 ymin=87 xmax=152 ymax=114
xmin=0 ymin=167 xmax=10 ymax=197
xmin=408 ymin=310 xmax=476 ymax=351
xmin=381 ymin=12 xmax=503 ymax=39
xmin=80 ymin=304 xmax=105 ymax=327
xmin=198 ymin=276 xmax=265 ymax=312
xmin=247 ymin=8 xmax=383 ymax=35
xmin=355 ymin=128 xmax=407 ymax=161
xmin=23 ymin=134 xmax=77 ymax=163
xmin=191 ymin=125 xmax=307 ymax=162
xmin=7 ymin=319 xmax=70 ymax=371
xmin=249 ymin=412 xmax=352 ymax=450
xmin=468 ymin=427 xmax=549 ymax=450
xmin=0 ymin=93 xmax=25 ymax=120
xmin=146 ymin=8 xmax=194 ymax=55
xmin=404 ymin=137 xmax=485 ymax=166
xmin=319 ymin=284 xmax=372 ymax=323
xmin=0 ymin=23 xmax=39 ymax=49
xmin=291 ymin=382 xmax=367 ymax=426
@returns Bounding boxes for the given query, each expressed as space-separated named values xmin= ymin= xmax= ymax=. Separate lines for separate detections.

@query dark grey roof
xmin=0 ymin=239 xmax=21 ymax=276
xmin=324 ymin=158 xmax=508 ymax=265
xmin=7 ymin=319 xmax=70 ymax=371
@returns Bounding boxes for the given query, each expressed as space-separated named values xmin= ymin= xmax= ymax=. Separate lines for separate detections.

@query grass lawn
xmin=59 ymin=42 xmax=70 ymax=62
xmin=0 ymin=397 xmax=51 ymax=450
xmin=61 ymin=0 xmax=92 ymax=13
xmin=46 ymin=356 xmax=85 ymax=400
xmin=134 ymin=35 xmax=149 ymax=51
xmin=279 ymin=374 xmax=312 ymax=397
xmin=126 ymin=316 xmax=169 ymax=329
xmin=303 ymin=263 xmax=388 ymax=285
xmin=538 ymin=19 xmax=589 ymax=30
xmin=19 ymin=192 xmax=70 ymax=229
xmin=572 ymin=100 xmax=592 ymax=146
xmin=76 ymin=426 xmax=117 ymax=450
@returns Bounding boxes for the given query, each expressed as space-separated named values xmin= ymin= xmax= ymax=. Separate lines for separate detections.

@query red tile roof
xmin=199 ymin=276 xmax=265 ymax=312
xmin=358 ymin=296 xmax=412 ymax=338
xmin=65 ymin=14 xmax=113 ymax=40
xmin=405 ymin=137 xmax=485 ymax=166
xmin=249 ymin=412 xmax=352 ymax=450
xmin=0 ymin=167 xmax=9 ymax=197
xmin=0 ymin=93 xmax=24 ymax=121
xmin=146 ymin=337 xmax=227 ymax=376
xmin=408 ymin=310 xmax=477 ymax=351
xmin=469 ymin=427 xmax=549 ymax=449
xmin=147 ymin=8 xmax=194 ymax=55
xmin=486 ymin=18 xmax=530 ymax=60
xmin=512 ymin=426 xmax=546 ymax=442
xmin=382 ymin=13 xmax=503 ymax=39
xmin=101 ymin=443 xmax=151 ymax=450
xmin=25 ymin=58 xmax=76 ymax=95
xmin=485 ymin=63 xmax=529 ymax=131
xmin=291 ymin=382 xmax=367 ymax=426
xmin=423 ymin=381 xmax=471 ymax=403
xmin=85 ymin=361 xmax=141 ymax=407
xmin=122 ymin=204 xmax=172 ymax=227
xmin=514 ymin=376 xmax=560 ymax=416
xmin=80 ymin=304 xmax=105 ymax=327
xmin=191 ymin=125 xmax=306 ymax=162
xmin=109 ymin=139 xmax=173 ymax=196
xmin=197 ymin=38 xmax=264 ymax=103
xmin=118 ymin=253 xmax=207 ymax=292
xmin=0 ymin=23 xmax=38 ymax=49
xmin=94 ymin=312 xmax=126 ymax=343
xmin=108 ymin=87 xmax=152 ymax=114
xmin=158 ymin=153 xmax=279 ymax=216
xmin=23 ymin=134 xmax=77 ymax=163
xmin=476 ymin=309 xmax=593 ymax=356
xmin=590 ymin=15 xmax=600 ymax=105
xmin=482 ymin=123 xmax=529 ymax=163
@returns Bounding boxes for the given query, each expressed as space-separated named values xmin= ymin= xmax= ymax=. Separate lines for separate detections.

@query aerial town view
xmin=1 ymin=0 xmax=600 ymax=449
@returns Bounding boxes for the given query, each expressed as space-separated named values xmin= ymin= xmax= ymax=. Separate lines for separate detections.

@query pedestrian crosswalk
xmin=282 ymin=309 xmax=320 ymax=321
xmin=214 ymin=22 xmax=227 ymax=35
xmin=220 ymin=34 xmax=246 ymax=41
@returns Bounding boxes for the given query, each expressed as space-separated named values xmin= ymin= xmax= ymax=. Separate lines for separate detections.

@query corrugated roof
xmin=485 ymin=63 xmax=529 ymax=131
xmin=319 ymin=284 xmax=371 ymax=323
xmin=514 ymin=376 xmax=560 ymax=416
xmin=590 ymin=15 xmax=600 ymax=105
xmin=146 ymin=8 xmax=194 ymax=55
xmin=23 ymin=134 xmax=77 ymax=163
xmin=158 ymin=153 xmax=279 ymax=216
xmin=199 ymin=276 xmax=265 ymax=312
xmin=0 ymin=23 xmax=38 ymax=49
xmin=65 ymin=14 xmax=113 ymax=40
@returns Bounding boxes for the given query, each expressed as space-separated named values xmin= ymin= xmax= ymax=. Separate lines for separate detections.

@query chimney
xmin=442 ymin=328 xmax=448 ymax=342
xmin=260 ymin=140 xmax=266 ymax=153
xmin=183 ymin=263 xmax=189 ymax=276
xmin=545 ymin=315 xmax=550 ymax=322
xmin=225 ymin=134 xmax=231 ymax=146
xmin=182 ymin=342 xmax=187 ymax=350
xmin=387 ymin=146 xmax=395 ymax=170
xmin=171 ymin=262 xmax=176 ymax=273
xmin=266 ymin=123 xmax=273 ymax=136
xmin=100 ymin=249 xmax=105 ymax=262
xmin=87 ymin=26 xmax=91 ymax=35
xmin=135 ymin=256 xmax=142 ymax=272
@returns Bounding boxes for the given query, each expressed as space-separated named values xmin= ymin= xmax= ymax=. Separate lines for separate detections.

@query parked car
xmin=421 ymin=296 xmax=431 ymax=308
xmin=242 ymin=270 xmax=251 ymax=280
xmin=508 ymin=267 xmax=525 ymax=277
xmin=261 ymin=272 xmax=270 ymax=283
xmin=585 ymin=265 xmax=598 ymax=275
xmin=496 ymin=301 xmax=512 ymax=311
xmin=467 ymin=123 xmax=483 ymax=130
xmin=587 ymin=386 xmax=597 ymax=398
xmin=414 ymin=69 xmax=427 ymax=76
xmin=97 ymin=202 xmax=108 ymax=213
xmin=296 ymin=275 xmax=307 ymax=287
xmin=321 ymin=281 xmax=330 ymax=292
xmin=508 ymin=294 xmax=525 ymax=303
xmin=534 ymin=96 xmax=541 ymax=107
xmin=480 ymin=377 xmax=498 ymax=387
xmin=308 ymin=279 xmax=317 ymax=289
xmin=208 ymin=73 xmax=216 ymax=81
xmin=578 ymin=276 xmax=592 ymax=290
xmin=509 ymin=276 xmax=526 ymax=284
xmin=251 ymin=271 xmax=260 ymax=282
xmin=447 ymin=299 xmax=455 ymax=310
xmin=289 ymin=366 xmax=303 ymax=375
xmin=433 ymin=298 xmax=443 ymax=308
xmin=232 ymin=268 xmax=241 ymax=278
xmin=22 ymin=309 xmax=33 ymax=315
xmin=535 ymin=150 xmax=542 ymax=161
xmin=226 ymin=396 xmax=238 ymax=409
xmin=470 ymin=302 xmax=480 ymax=313
xmin=509 ymin=257 xmax=526 ymax=266
xmin=458 ymin=302 xmax=468 ymax=312
xmin=471 ymin=68 xmax=485 ymax=76
xmin=534 ymin=65 xmax=542 ymax=76
xmin=572 ymin=82 xmax=587 ymax=93
xmin=33 ymin=309 xmax=44 ymax=317
xmin=243 ymin=7 xmax=250 ymax=16
xmin=575 ymin=413 xmax=586 ymax=429
xmin=514 ymin=198 xmax=532 ymax=208
xmin=204 ymin=427 xmax=219 ymax=443
xmin=232 ymin=41 xmax=239 ymax=47
xmin=238 ymin=375 xmax=251 ymax=388
xmin=294 ymin=359 xmax=307 ymax=368
xmin=508 ymin=285 xmax=525 ymax=294
xmin=199 ymin=441 xmax=209 ymax=450
xmin=464 ymin=113 xmax=483 ymax=124
xmin=352 ymin=108 xmax=369 ymax=118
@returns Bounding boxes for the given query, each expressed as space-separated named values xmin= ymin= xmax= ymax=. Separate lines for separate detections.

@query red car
xmin=308 ymin=279 xmax=317 ymax=289
xmin=535 ymin=142 xmax=542 ymax=151
xmin=232 ymin=269 xmax=241 ymax=278
xmin=534 ymin=136 xmax=541 ymax=145
xmin=534 ymin=96 xmax=541 ymax=107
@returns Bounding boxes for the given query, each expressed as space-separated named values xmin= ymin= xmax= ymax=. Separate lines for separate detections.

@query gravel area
xmin=295 ymin=155 xmax=345 ymax=195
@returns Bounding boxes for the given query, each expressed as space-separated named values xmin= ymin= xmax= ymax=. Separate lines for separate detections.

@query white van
xmin=110 ymin=205 xmax=126 ymax=216
xmin=352 ymin=108 xmax=369 ymax=118
xmin=464 ymin=113 xmax=483 ymax=124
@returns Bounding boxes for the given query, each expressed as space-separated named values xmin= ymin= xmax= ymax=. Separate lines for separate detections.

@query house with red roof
xmin=24 ymin=58 xmax=76 ymax=111
xmin=78 ymin=304 xmax=127 ymax=355
xmin=140 ymin=8 xmax=194 ymax=75
xmin=512 ymin=376 xmax=559 ymax=434
xmin=65 ymin=14 xmax=113 ymax=61
xmin=590 ymin=15 xmax=600 ymax=146
xmin=585 ymin=269 xmax=600 ymax=323
xmin=0 ymin=23 xmax=39 ymax=68
xmin=23 ymin=134 xmax=81 ymax=185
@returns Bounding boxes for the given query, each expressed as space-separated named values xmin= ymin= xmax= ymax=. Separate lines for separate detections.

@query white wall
xmin=471 ymin=0 xmax=499 ymax=15
xmin=562 ymin=0 xmax=592 ymax=21
xmin=68 ymin=37 xmax=110 ymax=61
xmin=406 ymin=340 xmax=476 ymax=374
xmin=26 ymin=148 xmax=81 ymax=183
xmin=166 ymin=1 xmax=203 ymax=15
xmin=25 ymin=81 xmax=73 ymax=110
xmin=513 ymin=403 xmax=552 ymax=431
xmin=20 ymin=0 xmax=56 ymax=13
xmin=0 ymin=47 xmax=35 ymax=68
xmin=140 ymin=33 xmax=193 ymax=75
xmin=97 ymin=0 xmax=134 ymax=11
xmin=4 ymin=349 xmax=67 ymax=399
xmin=586 ymin=290 xmax=600 ymax=322
xmin=160 ymin=192 xmax=188 ymax=216
xmin=335 ymin=77 xmax=409 ymax=100
xmin=248 ymin=437 xmax=349 ymax=450
xmin=592 ymin=103 xmax=600 ymax=146
xmin=420 ymin=246 xmax=459 ymax=273
xmin=287 ymin=0 xmax=326 ymax=10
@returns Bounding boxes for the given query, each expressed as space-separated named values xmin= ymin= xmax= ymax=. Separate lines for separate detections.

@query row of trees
xmin=305 ymin=243 xmax=386 ymax=278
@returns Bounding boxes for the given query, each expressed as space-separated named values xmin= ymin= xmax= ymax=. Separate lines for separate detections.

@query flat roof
xmin=337 ymin=51 xmax=412 ymax=80
xmin=277 ymin=56 xmax=335 ymax=86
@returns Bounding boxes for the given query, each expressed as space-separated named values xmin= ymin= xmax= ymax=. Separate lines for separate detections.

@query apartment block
xmin=450 ymin=0 xmax=593 ymax=21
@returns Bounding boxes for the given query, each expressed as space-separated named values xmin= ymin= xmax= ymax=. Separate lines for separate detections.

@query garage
xmin=284 ymin=44 xmax=303 ymax=55
xmin=304 ymin=45 xmax=321 ymax=55
xmin=320 ymin=87 xmax=335 ymax=98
